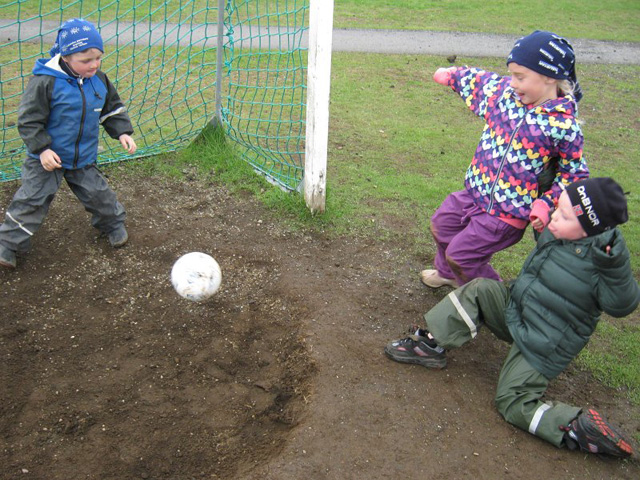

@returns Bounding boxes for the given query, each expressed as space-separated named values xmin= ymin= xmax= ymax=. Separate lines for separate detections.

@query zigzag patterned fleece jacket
xmin=447 ymin=67 xmax=589 ymax=223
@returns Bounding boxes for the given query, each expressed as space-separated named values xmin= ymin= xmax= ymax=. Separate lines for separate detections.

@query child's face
xmin=548 ymin=191 xmax=587 ymax=241
xmin=508 ymin=62 xmax=559 ymax=106
xmin=64 ymin=48 xmax=103 ymax=78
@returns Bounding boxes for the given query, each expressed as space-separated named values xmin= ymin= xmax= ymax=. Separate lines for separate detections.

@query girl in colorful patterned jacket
xmin=421 ymin=30 xmax=589 ymax=289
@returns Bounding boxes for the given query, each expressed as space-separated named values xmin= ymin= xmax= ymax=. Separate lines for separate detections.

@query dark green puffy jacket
xmin=505 ymin=227 xmax=639 ymax=379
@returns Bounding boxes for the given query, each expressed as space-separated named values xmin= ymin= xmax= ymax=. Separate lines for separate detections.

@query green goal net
xmin=0 ymin=0 xmax=309 ymax=191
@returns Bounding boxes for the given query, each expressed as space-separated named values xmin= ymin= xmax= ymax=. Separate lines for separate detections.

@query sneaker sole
xmin=110 ymin=239 xmax=128 ymax=248
xmin=384 ymin=346 xmax=446 ymax=369
xmin=583 ymin=409 xmax=634 ymax=457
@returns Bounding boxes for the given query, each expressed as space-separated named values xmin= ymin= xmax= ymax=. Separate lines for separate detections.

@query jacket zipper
xmin=74 ymin=78 xmax=86 ymax=168
xmin=486 ymin=99 xmax=552 ymax=214
xmin=515 ymin=236 xmax=559 ymax=301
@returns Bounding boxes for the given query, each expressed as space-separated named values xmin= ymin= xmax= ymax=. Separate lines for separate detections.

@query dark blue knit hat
xmin=507 ymin=30 xmax=582 ymax=102
xmin=49 ymin=18 xmax=104 ymax=57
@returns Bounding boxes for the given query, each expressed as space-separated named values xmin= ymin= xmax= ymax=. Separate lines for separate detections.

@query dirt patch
xmin=1 ymin=168 xmax=639 ymax=479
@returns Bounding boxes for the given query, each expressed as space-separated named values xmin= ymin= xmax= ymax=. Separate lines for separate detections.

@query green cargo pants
xmin=424 ymin=278 xmax=581 ymax=447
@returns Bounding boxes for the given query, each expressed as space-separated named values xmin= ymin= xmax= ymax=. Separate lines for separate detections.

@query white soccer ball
xmin=171 ymin=252 xmax=222 ymax=302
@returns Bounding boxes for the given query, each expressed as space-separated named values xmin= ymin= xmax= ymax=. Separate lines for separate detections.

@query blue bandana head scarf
xmin=49 ymin=18 xmax=104 ymax=57
xmin=507 ymin=30 xmax=582 ymax=102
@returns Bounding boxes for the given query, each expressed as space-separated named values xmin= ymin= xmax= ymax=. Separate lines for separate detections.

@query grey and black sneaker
xmin=384 ymin=334 xmax=446 ymax=369
xmin=560 ymin=409 xmax=633 ymax=458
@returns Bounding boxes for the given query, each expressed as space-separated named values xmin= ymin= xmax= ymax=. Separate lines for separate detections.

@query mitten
xmin=433 ymin=67 xmax=456 ymax=86
xmin=529 ymin=199 xmax=551 ymax=232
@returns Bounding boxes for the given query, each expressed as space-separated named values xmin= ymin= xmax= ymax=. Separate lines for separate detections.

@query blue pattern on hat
xmin=507 ymin=30 xmax=582 ymax=102
xmin=49 ymin=18 xmax=104 ymax=57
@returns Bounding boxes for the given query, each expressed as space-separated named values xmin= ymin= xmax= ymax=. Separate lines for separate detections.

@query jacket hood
xmin=32 ymin=54 xmax=72 ymax=80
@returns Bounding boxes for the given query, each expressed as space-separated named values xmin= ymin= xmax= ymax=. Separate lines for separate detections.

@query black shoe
xmin=561 ymin=409 xmax=633 ymax=458
xmin=384 ymin=335 xmax=446 ymax=369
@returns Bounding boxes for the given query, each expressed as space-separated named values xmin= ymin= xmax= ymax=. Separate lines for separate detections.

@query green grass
xmin=0 ymin=0 xmax=306 ymax=30
xmin=333 ymin=0 xmax=640 ymax=42
xmin=2 ymin=1 xmax=639 ymax=42
xmin=577 ymin=321 xmax=640 ymax=405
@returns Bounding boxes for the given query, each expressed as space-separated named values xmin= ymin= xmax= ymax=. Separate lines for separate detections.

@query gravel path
xmin=332 ymin=29 xmax=640 ymax=64
xmin=2 ymin=19 xmax=639 ymax=64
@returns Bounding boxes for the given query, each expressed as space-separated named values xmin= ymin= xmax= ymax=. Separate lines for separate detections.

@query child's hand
xmin=433 ymin=67 xmax=456 ymax=86
xmin=119 ymin=134 xmax=137 ymax=154
xmin=529 ymin=199 xmax=551 ymax=233
xmin=39 ymin=149 xmax=62 ymax=171
xmin=530 ymin=217 xmax=544 ymax=232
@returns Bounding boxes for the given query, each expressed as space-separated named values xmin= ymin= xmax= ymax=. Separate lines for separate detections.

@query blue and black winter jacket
xmin=17 ymin=54 xmax=133 ymax=169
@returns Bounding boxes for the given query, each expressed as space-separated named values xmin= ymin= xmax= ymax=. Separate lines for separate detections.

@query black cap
xmin=565 ymin=178 xmax=628 ymax=236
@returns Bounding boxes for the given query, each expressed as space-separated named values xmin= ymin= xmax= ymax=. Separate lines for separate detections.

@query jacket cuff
xmin=529 ymin=199 xmax=551 ymax=226
xmin=31 ymin=145 xmax=50 ymax=155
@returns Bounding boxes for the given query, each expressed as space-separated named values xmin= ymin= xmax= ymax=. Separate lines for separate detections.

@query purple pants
xmin=430 ymin=190 xmax=526 ymax=285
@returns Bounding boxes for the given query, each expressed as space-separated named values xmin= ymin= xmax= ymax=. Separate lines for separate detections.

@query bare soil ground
xmin=1 ymin=168 xmax=639 ymax=480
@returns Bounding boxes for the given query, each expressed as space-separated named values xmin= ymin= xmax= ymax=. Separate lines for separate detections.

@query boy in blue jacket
xmin=0 ymin=18 xmax=136 ymax=269
xmin=386 ymin=177 xmax=640 ymax=458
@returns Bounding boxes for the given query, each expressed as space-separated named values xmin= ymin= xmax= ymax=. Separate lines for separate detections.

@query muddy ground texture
xmin=1 ymin=168 xmax=639 ymax=480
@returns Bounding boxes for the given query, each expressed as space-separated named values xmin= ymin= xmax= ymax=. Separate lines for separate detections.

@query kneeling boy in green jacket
xmin=385 ymin=177 xmax=640 ymax=458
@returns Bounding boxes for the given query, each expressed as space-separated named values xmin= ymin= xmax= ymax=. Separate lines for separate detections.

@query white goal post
xmin=304 ymin=0 xmax=334 ymax=214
